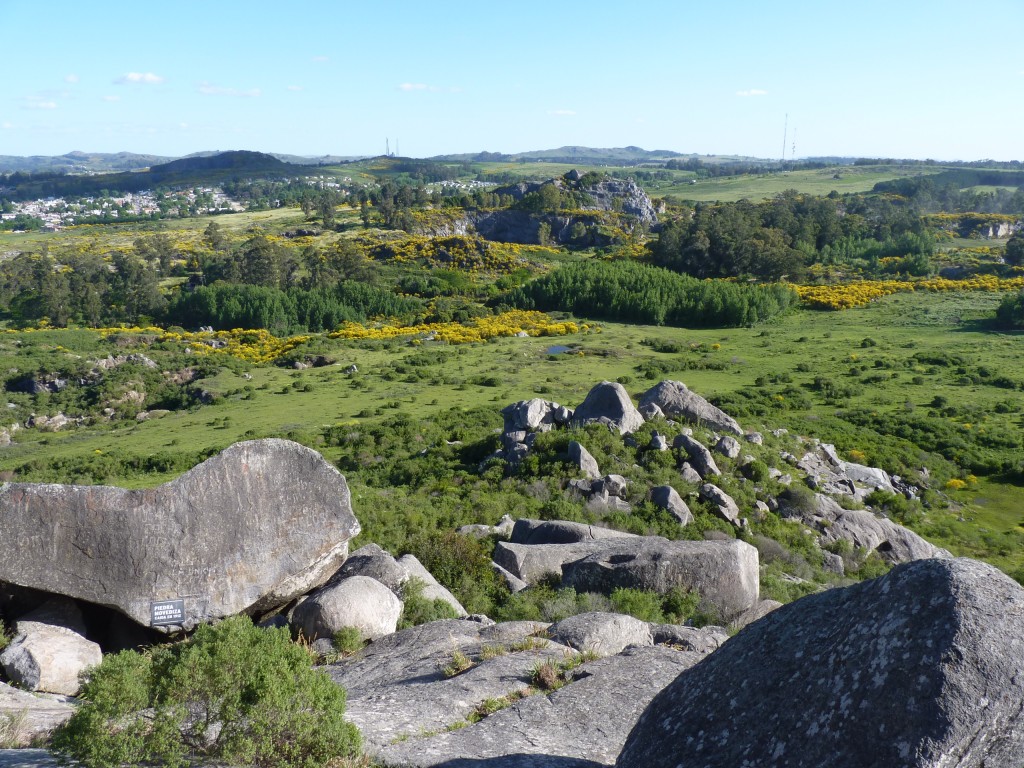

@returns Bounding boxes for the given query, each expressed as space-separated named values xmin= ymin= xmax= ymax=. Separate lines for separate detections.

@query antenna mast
xmin=791 ymin=128 xmax=797 ymax=162
xmin=386 ymin=138 xmax=390 ymax=157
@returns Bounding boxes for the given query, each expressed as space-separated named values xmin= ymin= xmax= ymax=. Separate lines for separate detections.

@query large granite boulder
xmin=570 ymin=382 xmax=645 ymax=435
xmin=0 ymin=600 xmax=101 ymax=695
xmin=0 ymin=439 xmax=360 ymax=631
xmin=561 ymin=538 xmax=759 ymax=622
xmin=639 ymin=381 xmax=742 ymax=436
xmin=617 ymin=558 xmax=1024 ymax=768
xmin=292 ymin=574 xmax=402 ymax=642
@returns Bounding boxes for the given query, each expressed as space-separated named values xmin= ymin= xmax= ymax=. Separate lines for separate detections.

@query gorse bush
xmin=51 ymin=616 xmax=361 ymax=768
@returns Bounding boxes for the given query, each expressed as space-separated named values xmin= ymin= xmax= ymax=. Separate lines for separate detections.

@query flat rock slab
xmin=0 ymin=439 xmax=360 ymax=631
xmin=617 ymin=558 xmax=1024 ymax=768
xmin=327 ymin=618 xmax=571 ymax=750
xmin=0 ymin=683 xmax=75 ymax=747
xmin=377 ymin=645 xmax=703 ymax=767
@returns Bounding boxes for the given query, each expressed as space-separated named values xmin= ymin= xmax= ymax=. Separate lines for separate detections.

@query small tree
xmin=995 ymin=290 xmax=1024 ymax=329
xmin=52 ymin=616 xmax=361 ymax=768
xmin=1004 ymin=232 xmax=1024 ymax=267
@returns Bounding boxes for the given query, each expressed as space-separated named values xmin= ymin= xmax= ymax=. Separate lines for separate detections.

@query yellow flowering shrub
xmin=328 ymin=310 xmax=581 ymax=344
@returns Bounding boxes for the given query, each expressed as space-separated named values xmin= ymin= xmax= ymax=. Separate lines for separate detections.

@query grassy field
xmin=1 ymin=288 xmax=1020 ymax=570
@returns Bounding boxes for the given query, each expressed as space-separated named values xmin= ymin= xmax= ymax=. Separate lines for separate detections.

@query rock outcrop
xmin=617 ymin=558 xmax=1024 ymax=768
xmin=570 ymin=382 xmax=645 ymax=435
xmin=348 ymin=618 xmax=703 ymax=768
xmin=639 ymin=381 xmax=742 ymax=436
xmin=0 ymin=439 xmax=360 ymax=631
xmin=780 ymin=491 xmax=949 ymax=564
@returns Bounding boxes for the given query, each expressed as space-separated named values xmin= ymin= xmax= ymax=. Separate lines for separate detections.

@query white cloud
xmin=23 ymin=98 xmax=57 ymax=110
xmin=179 ymin=122 xmax=189 ymax=129
xmin=65 ymin=74 xmax=79 ymax=84
xmin=1 ymin=121 xmax=13 ymax=129
xmin=287 ymin=85 xmax=304 ymax=91
xmin=736 ymin=89 xmax=768 ymax=97
xmin=548 ymin=109 xmax=576 ymax=116
xmin=102 ymin=95 xmax=121 ymax=102
xmin=312 ymin=55 xmax=329 ymax=63
xmin=198 ymin=82 xmax=262 ymax=97
xmin=115 ymin=72 xmax=165 ymax=85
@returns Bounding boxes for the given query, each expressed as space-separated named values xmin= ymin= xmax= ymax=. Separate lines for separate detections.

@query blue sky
xmin=2 ymin=0 xmax=1022 ymax=161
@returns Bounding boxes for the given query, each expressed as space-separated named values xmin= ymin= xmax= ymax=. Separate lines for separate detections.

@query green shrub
xmin=332 ymin=627 xmax=365 ymax=657
xmin=398 ymin=577 xmax=460 ymax=629
xmin=51 ymin=616 xmax=361 ymax=768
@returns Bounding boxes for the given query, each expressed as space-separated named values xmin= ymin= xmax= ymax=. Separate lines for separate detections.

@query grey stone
xmin=745 ymin=431 xmax=764 ymax=445
xmin=586 ymin=491 xmax=632 ymax=514
xmin=491 ymin=561 xmax=529 ymax=593
xmin=570 ymin=381 xmax=645 ymax=435
xmin=649 ymin=485 xmax=692 ymax=526
xmin=397 ymin=554 xmax=467 ymax=617
xmin=649 ymin=624 xmax=729 ymax=654
xmin=561 ymin=538 xmax=759 ymax=622
xmin=334 ymin=543 xmax=408 ymax=593
xmin=713 ymin=435 xmax=742 ymax=459
xmin=675 ymin=434 xmax=721 ymax=478
xmin=780 ymin=491 xmax=949 ymax=564
xmin=568 ymin=440 xmax=601 ymax=480
xmin=729 ymin=598 xmax=783 ymax=630
xmin=0 ymin=599 xmax=102 ymax=696
xmin=639 ymin=402 xmax=665 ymax=421
xmin=679 ymin=462 xmax=703 ymax=484
xmin=547 ymin=612 xmax=653 ymax=656
xmin=291 ymin=575 xmax=402 ymax=642
xmin=0 ymin=749 xmax=61 ymax=767
xmin=593 ymin=474 xmax=628 ymax=498
xmin=0 ymin=439 xmax=359 ymax=631
xmin=510 ymin=519 xmax=637 ymax=546
xmin=553 ymin=405 xmax=574 ymax=424
xmin=617 ymin=558 xmax=1024 ymax=768
xmin=639 ymin=381 xmax=742 ymax=436
xmin=501 ymin=398 xmax=561 ymax=433
xmin=376 ymin=645 xmax=701 ymax=768
xmin=648 ymin=432 xmax=669 ymax=451
xmin=699 ymin=483 xmax=742 ymax=526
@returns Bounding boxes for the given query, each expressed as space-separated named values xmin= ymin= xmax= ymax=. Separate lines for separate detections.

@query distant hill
xmin=432 ymin=146 xmax=685 ymax=165
xmin=429 ymin=146 xmax=785 ymax=167
xmin=149 ymin=150 xmax=290 ymax=175
xmin=0 ymin=150 xmax=303 ymax=201
xmin=0 ymin=151 xmax=176 ymax=174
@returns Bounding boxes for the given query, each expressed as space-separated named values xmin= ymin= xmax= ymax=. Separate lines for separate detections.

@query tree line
xmin=505 ymin=260 xmax=796 ymax=327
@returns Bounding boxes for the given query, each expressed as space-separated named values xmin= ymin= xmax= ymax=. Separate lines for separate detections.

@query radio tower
xmin=781 ymin=114 xmax=788 ymax=164
xmin=791 ymin=128 xmax=797 ymax=162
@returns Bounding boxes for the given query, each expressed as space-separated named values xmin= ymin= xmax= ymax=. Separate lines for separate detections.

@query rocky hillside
xmin=0 ymin=380 xmax=1020 ymax=766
